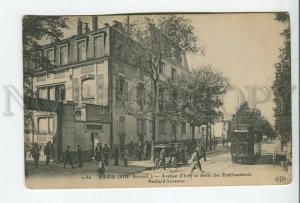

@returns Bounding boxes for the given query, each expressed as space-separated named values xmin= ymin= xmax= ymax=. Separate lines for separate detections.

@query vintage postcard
xmin=23 ymin=13 xmax=292 ymax=189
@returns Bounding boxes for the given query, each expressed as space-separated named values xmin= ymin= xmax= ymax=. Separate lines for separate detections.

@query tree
xmin=23 ymin=16 xmax=68 ymax=96
xmin=163 ymin=66 xmax=230 ymax=151
xmin=230 ymin=102 xmax=276 ymax=139
xmin=23 ymin=16 xmax=68 ymax=145
xmin=111 ymin=15 xmax=200 ymax=159
xmin=272 ymin=13 xmax=291 ymax=142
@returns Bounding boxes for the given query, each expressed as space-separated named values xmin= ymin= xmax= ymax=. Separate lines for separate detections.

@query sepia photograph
xmin=23 ymin=13 xmax=292 ymax=189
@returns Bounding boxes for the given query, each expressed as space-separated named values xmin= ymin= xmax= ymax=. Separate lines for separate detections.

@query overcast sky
xmin=53 ymin=13 xmax=287 ymax=125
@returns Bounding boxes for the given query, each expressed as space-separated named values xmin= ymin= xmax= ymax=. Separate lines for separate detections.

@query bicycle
xmin=152 ymin=156 xmax=178 ymax=172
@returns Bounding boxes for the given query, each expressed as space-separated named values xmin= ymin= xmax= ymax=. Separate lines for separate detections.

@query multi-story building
xmin=24 ymin=17 xmax=193 ymax=161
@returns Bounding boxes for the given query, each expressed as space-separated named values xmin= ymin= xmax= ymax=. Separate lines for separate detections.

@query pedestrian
xmin=103 ymin=144 xmax=110 ymax=166
xmin=158 ymin=148 xmax=166 ymax=170
xmin=44 ymin=141 xmax=52 ymax=165
xmin=136 ymin=142 xmax=142 ymax=161
xmin=95 ymin=143 xmax=100 ymax=161
xmin=64 ymin=145 xmax=75 ymax=169
xmin=29 ymin=143 xmax=40 ymax=168
xmin=77 ymin=145 xmax=83 ymax=167
xmin=97 ymin=152 xmax=105 ymax=178
xmin=143 ymin=144 xmax=148 ymax=160
xmin=123 ymin=147 xmax=129 ymax=167
xmin=190 ymin=148 xmax=203 ymax=173
xmin=114 ymin=147 xmax=119 ymax=166
xmin=128 ymin=141 xmax=134 ymax=157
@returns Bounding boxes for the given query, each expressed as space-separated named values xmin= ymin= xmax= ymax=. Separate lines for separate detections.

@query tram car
xmin=231 ymin=124 xmax=262 ymax=164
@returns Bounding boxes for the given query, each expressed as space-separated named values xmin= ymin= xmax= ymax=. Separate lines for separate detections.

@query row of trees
xmin=230 ymin=102 xmax=277 ymax=140
xmin=272 ymin=13 xmax=291 ymax=142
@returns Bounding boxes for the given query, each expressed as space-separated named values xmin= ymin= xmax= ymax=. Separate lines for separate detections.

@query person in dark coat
xmin=44 ymin=142 xmax=52 ymax=165
xmin=103 ymin=144 xmax=110 ymax=166
xmin=29 ymin=143 xmax=40 ymax=168
xmin=95 ymin=143 xmax=100 ymax=162
xmin=114 ymin=147 xmax=119 ymax=166
xmin=128 ymin=141 xmax=134 ymax=157
xmin=77 ymin=145 xmax=83 ymax=167
xmin=64 ymin=145 xmax=75 ymax=169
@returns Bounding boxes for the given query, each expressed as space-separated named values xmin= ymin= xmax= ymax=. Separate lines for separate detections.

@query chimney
xmin=77 ymin=18 xmax=83 ymax=35
xmin=92 ymin=16 xmax=98 ymax=31
xmin=104 ymin=23 xmax=109 ymax=27
xmin=83 ymin=22 xmax=90 ymax=33
xmin=112 ymin=20 xmax=123 ymax=29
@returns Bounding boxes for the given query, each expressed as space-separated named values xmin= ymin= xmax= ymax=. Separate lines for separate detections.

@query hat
xmin=195 ymin=147 xmax=200 ymax=152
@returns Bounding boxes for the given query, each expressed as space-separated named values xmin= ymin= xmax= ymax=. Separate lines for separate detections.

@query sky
xmin=47 ymin=13 xmax=288 ymax=125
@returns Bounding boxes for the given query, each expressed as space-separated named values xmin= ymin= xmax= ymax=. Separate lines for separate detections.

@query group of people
xmin=28 ymin=141 xmax=53 ymax=168
xmin=63 ymin=145 xmax=83 ymax=169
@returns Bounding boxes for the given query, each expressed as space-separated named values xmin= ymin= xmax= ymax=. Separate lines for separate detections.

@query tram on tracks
xmin=231 ymin=124 xmax=262 ymax=164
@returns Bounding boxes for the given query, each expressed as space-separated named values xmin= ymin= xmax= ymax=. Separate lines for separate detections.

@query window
xmin=159 ymin=120 xmax=165 ymax=135
xmin=38 ymin=84 xmax=65 ymax=101
xmin=159 ymin=61 xmax=166 ymax=75
xmin=82 ymin=79 xmax=95 ymax=100
xmin=77 ymin=40 xmax=86 ymax=61
xmin=137 ymin=83 xmax=146 ymax=111
xmin=94 ymin=35 xmax=104 ymax=58
xmin=55 ymin=85 xmax=65 ymax=101
xmin=223 ymin=123 xmax=227 ymax=131
xmin=38 ymin=117 xmax=54 ymax=134
xmin=171 ymin=68 xmax=177 ymax=79
xmin=34 ymin=51 xmax=42 ymax=70
xmin=38 ymin=88 xmax=48 ymax=100
xmin=46 ymin=48 xmax=54 ymax=64
xmin=38 ymin=117 xmax=48 ymax=134
xmin=158 ymin=88 xmax=164 ymax=111
xmin=59 ymin=45 xmax=68 ymax=65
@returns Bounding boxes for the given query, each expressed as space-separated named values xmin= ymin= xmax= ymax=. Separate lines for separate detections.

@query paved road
xmin=25 ymin=139 xmax=292 ymax=188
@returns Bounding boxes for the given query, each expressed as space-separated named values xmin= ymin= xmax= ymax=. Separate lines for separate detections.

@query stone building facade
xmin=25 ymin=17 xmax=195 ymax=160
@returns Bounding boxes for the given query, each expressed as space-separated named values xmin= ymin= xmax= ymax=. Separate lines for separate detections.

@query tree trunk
xmin=205 ymin=122 xmax=209 ymax=151
xmin=209 ymin=122 xmax=212 ymax=150
xmin=151 ymin=82 xmax=158 ymax=161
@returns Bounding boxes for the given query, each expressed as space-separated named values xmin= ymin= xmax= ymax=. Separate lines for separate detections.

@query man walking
xmin=123 ymin=147 xmax=129 ymax=167
xmin=103 ymin=144 xmax=110 ymax=166
xmin=77 ymin=145 xmax=83 ymax=167
xmin=64 ymin=145 xmax=75 ymax=169
xmin=44 ymin=141 xmax=52 ymax=165
xmin=190 ymin=148 xmax=203 ymax=173
xmin=29 ymin=143 xmax=40 ymax=168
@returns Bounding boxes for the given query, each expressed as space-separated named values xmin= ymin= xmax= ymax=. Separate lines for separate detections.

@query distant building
xmin=24 ymin=17 xmax=192 ymax=161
